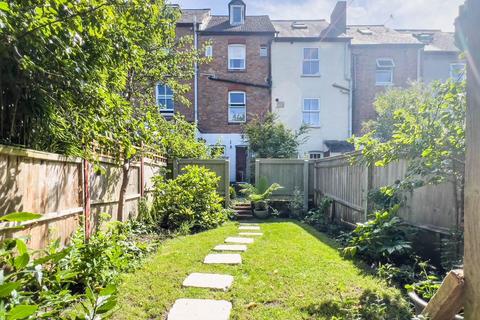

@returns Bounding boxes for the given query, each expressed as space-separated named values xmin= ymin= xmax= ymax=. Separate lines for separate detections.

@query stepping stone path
xmin=204 ymin=254 xmax=242 ymax=265
xmin=238 ymin=226 xmax=261 ymax=231
xmin=167 ymin=299 xmax=232 ymax=320
xmin=167 ymin=223 xmax=262 ymax=319
xmin=214 ymin=244 xmax=248 ymax=252
xmin=183 ymin=273 xmax=234 ymax=291
xmin=225 ymin=237 xmax=254 ymax=244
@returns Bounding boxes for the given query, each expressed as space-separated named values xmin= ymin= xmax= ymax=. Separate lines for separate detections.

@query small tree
xmin=243 ymin=113 xmax=308 ymax=158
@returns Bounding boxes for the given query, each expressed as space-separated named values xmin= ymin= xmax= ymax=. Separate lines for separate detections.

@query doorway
xmin=235 ymin=146 xmax=248 ymax=182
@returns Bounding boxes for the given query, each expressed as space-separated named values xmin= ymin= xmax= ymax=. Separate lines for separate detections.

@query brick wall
xmin=352 ymin=45 xmax=421 ymax=135
xmin=197 ymin=34 xmax=273 ymax=133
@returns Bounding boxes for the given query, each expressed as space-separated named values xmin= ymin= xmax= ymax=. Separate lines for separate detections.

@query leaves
xmin=7 ymin=305 xmax=38 ymax=320
xmin=0 ymin=283 xmax=21 ymax=297
xmin=0 ymin=212 xmax=42 ymax=222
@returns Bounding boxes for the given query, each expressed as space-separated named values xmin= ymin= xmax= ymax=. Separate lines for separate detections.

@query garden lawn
xmin=112 ymin=221 xmax=407 ymax=319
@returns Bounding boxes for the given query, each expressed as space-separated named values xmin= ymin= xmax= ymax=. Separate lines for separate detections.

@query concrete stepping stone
xmin=225 ymin=237 xmax=254 ymax=244
xmin=239 ymin=232 xmax=263 ymax=236
xmin=167 ymin=299 xmax=232 ymax=320
xmin=239 ymin=223 xmax=259 ymax=226
xmin=204 ymin=253 xmax=242 ymax=265
xmin=239 ymin=226 xmax=260 ymax=231
xmin=183 ymin=273 xmax=234 ymax=291
xmin=214 ymin=244 xmax=248 ymax=252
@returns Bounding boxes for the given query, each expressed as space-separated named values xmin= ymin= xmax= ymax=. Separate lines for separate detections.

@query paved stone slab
xmin=214 ymin=244 xmax=248 ymax=252
xmin=239 ymin=232 xmax=263 ymax=236
xmin=225 ymin=237 xmax=254 ymax=244
xmin=239 ymin=226 xmax=261 ymax=231
xmin=167 ymin=299 xmax=232 ymax=320
xmin=183 ymin=273 xmax=234 ymax=291
xmin=239 ymin=223 xmax=259 ymax=226
xmin=204 ymin=253 xmax=242 ymax=265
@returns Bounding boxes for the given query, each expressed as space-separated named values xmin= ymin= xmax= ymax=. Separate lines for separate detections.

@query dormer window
xmin=229 ymin=0 xmax=245 ymax=26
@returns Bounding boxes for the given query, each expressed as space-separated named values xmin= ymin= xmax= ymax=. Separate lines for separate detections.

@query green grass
xmin=112 ymin=221 xmax=408 ymax=319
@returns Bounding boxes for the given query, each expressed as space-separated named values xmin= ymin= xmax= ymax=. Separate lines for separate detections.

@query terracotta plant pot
xmin=408 ymin=291 xmax=464 ymax=319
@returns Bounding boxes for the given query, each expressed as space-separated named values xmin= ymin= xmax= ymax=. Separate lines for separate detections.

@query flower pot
xmin=408 ymin=291 xmax=464 ymax=319
xmin=253 ymin=209 xmax=269 ymax=219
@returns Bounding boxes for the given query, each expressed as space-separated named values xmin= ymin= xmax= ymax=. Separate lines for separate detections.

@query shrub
xmin=151 ymin=165 xmax=229 ymax=232
xmin=342 ymin=206 xmax=412 ymax=264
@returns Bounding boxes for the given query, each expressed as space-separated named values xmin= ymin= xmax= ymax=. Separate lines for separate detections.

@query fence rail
xmin=0 ymin=144 xmax=166 ymax=249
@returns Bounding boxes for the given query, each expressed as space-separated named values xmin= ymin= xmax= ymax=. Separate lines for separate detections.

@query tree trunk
xmin=117 ymin=159 xmax=131 ymax=221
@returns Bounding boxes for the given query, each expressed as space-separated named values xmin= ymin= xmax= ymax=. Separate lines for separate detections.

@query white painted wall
xmin=271 ymin=40 xmax=351 ymax=158
xmin=199 ymin=133 xmax=246 ymax=182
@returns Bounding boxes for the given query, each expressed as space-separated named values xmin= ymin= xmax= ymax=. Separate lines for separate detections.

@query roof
xmin=324 ymin=140 xmax=355 ymax=153
xmin=178 ymin=9 xmax=211 ymax=25
xmin=396 ymin=29 xmax=460 ymax=52
xmin=272 ymin=20 xmax=329 ymax=38
xmin=202 ymin=15 xmax=276 ymax=33
xmin=346 ymin=25 xmax=423 ymax=45
xmin=229 ymin=0 xmax=245 ymax=5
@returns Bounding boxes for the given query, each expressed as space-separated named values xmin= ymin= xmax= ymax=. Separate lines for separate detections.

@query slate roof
xmin=178 ymin=9 xmax=211 ymax=25
xmin=396 ymin=29 xmax=460 ymax=52
xmin=272 ymin=20 xmax=329 ymax=38
xmin=346 ymin=25 xmax=423 ymax=45
xmin=202 ymin=15 xmax=276 ymax=33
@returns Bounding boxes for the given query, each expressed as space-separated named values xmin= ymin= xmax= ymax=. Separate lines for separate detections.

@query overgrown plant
xmin=240 ymin=177 xmax=282 ymax=216
xmin=288 ymin=187 xmax=304 ymax=218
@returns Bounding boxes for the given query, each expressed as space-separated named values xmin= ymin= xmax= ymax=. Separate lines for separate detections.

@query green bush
xmin=151 ymin=165 xmax=229 ymax=232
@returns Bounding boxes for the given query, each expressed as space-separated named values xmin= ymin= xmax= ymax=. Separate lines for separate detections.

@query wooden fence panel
xmin=173 ymin=159 xmax=230 ymax=205
xmin=0 ymin=144 xmax=166 ymax=249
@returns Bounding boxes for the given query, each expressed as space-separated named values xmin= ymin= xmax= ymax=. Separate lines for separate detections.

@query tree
xmin=351 ymin=80 xmax=466 ymax=223
xmin=243 ymin=113 xmax=308 ymax=158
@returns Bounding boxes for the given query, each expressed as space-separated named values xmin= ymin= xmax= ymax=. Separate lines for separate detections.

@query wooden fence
xmin=0 ymin=145 xmax=166 ymax=249
xmin=313 ymin=151 xmax=459 ymax=232
xmin=173 ymin=159 xmax=230 ymax=205
xmin=255 ymin=159 xmax=314 ymax=210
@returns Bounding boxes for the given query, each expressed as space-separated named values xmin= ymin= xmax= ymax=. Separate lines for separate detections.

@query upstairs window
xmin=302 ymin=48 xmax=320 ymax=76
xmin=376 ymin=58 xmax=395 ymax=85
xmin=156 ymin=84 xmax=174 ymax=112
xmin=450 ymin=63 xmax=466 ymax=81
xmin=205 ymin=45 xmax=213 ymax=57
xmin=260 ymin=45 xmax=268 ymax=57
xmin=309 ymin=152 xmax=323 ymax=159
xmin=230 ymin=5 xmax=244 ymax=25
xmin=228 ymin=91 xmax=246 ymax=123
xmin=303 ymin=98 xmax=320 ymax=127
xmin=228 ymin=44 xmax=246 ymax=70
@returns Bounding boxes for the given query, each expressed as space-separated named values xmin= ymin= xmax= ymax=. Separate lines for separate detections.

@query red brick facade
xmin=352 ymin=45 xmax=422 ymax=135
xmin=197 ymin=35 xmax=273 ymax=133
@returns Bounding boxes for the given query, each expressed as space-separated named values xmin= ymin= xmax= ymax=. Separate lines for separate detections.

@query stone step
xmin=167 ymin=299 xmax=232 ymax=320
xmin=239 ymin=226 xmax=261 ymax=231
xmin=235 ymin=210 xmax=252 ymax=214
xmin=214 ymin=244 xmax=248 ymax=252
xmin=225 ymin=237 xmax=254 ymax=244
xmin=239 ymin=232 xmax=263 ymax=236
xmin=182 ymin=273 xmax=234 ymax=291
xmin=204 ymin=253 xmax=242 ymax=265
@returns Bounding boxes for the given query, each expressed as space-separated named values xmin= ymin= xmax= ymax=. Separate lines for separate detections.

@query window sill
xmin=228 ymin=122 xmax=246 ymax=125
xmin=301 ymin=74 xmax=321 ymax=78
xmin=375 ymin=82 xmax=393 ymax=86
xmin=228 ymin=69 xmax=247 ymax=73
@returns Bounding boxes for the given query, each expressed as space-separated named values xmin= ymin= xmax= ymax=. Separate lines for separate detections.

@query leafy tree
xmin=351 ymin=80 xmax=466 ymax=221
xmin=243 ymin=113 xmax=308 ymax=158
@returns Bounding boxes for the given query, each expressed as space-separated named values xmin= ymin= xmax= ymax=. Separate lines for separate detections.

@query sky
xmin=171 ymin=0 xmax=464 ymax=32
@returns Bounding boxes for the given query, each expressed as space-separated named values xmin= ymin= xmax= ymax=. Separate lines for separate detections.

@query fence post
xmin=255 ymin=159 xmax=260 ymax=187
xmin=363 ymin=163 xmax=374 ymax=220
xmin=313 ymin=161 xmax=318 ymax=206
xmin=82 ymin=158 xmax=91 ymax=241
xmin=224 ymin=160 xmax=230 ymax=207
xmin=303 ymin=160 xmax=309 ymax=211
xmin=140 ymin=156 xmax=145 ymax=198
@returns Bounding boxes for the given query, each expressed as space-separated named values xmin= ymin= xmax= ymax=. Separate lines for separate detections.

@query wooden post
xmin=313 ymin=161 xmax=318 ymax=206
xmin=303 ymin=160 xmax=309 ymax=211
xmin=224 ymin=159 xmax=230 ymax=207
xmin=457 ymin=1 xmax=480 ymax=318
xmin=139 ymin=155 xmax=145 ymax=198
xmin=363 ymin=163 xmax=373 ymax=220
xmin=82 ymin=158 xmax=91 ymax=241
xmin=254 ymin=159 xmax=260 ymax=188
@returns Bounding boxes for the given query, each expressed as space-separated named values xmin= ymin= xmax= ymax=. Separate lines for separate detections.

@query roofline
xmin=271 ymin=19 xmax=327 ymax=22
xmin=274 ymin=37 xmax=351 ymax=42
xmin=208 ymin=14 xmax=271 ymax=18
xmin=347 ymin=24 xmax=386 ymax=27
xmin=179 ymin=8 xmax=211 ymax=11
xmin=351 ymin=43 xmax=425 ymax=47
xmin=200 ymin=31 xmax=276 ymax=36
xmin=395 ymin=28 xmax=444 ymax=32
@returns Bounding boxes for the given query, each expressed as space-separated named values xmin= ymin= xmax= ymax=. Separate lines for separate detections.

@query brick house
xmin=347 ymin=25 xmax=424 ymax=135
xmin=170 ymin=0 xmax=275 ymax=182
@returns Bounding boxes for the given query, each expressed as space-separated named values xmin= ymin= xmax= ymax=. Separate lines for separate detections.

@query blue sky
xmin=171 ymin=0 xmax=464 ymax=31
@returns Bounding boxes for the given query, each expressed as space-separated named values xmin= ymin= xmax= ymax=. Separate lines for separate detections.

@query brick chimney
xmin=329 ymin=1 xmax=347 ymax=36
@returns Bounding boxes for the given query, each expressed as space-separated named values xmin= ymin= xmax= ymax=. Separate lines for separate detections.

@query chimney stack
xmin=329 ymin=1 xmax=347 ymax=36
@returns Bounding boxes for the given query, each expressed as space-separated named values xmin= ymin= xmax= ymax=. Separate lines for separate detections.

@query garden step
xmin=239 ymin=232 xmax=263 ymax=236
xmin=204 ymin=254 xmax=242 ymax=265
xmin=239 ymin=226 xmax=261 ymax=231
xmin=182 ymin=273 xmax=234 ymax=291
xmin=225 ymin=237 xmax=254 ymax=244
xmin=235 ymin=210 xmax=252 ymax=215
xmin=239 ymin=223 xmax=259 ymax=226
xmin=236 ymin=215 xmax=254 ymax=221
xmin=167 ymin=299 xmax=232 ymax=320
xmin=214 ymin=244 xmax=248 ymax=252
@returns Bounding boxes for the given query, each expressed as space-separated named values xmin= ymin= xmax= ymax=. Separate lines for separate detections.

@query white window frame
xmin=309 ymin=152 xmax=323 ymax=160
xmin=450 ymin=63 xmax=466 ymax=81
xmin=260 ymin=45 xmax=268 ymax=57
xmin=228 ymin=91 xmax=246 ymax=123
xmin=205 ymin=45 xmax=213 ymax=57
xmin=302 ymin=48 xmax=320 ymax=76
xmin=228 ymin=44 xmax=246 ymax=70
xmin=230 ymin=5 xmax=244 ymax=25
xmin=375 ymin=58 xmax=395 ymax=86
xmin=302 ymin=98 xmax=320 ymax=127
xmin=156 ymin=84 xmax=174 ymax=112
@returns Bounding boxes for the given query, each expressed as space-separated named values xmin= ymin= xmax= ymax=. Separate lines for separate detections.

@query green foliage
xmin=405 ymin=262 xmax=441 ymax=301
xmin=287 ymin=187 xmax=304 ymax=218
xmin=368 ymin=185 xmax=402 ymax=211
xmin=342 ymin=206 xmax=412 ymax=263
xmin=240 ymin=177 xmax=282 ymax=211
xmin=243 ymin=113 xmax=308 ymax=158
xmin=440 ymin=229 xmax=464 ymax=272
xmin=151 ymin=165 xmax=229 ymax=233
xmin=229 ymin=186 xmax=237 ymax=201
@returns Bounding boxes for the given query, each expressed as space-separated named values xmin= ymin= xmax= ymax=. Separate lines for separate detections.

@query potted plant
xmin=240 ymin=177 xmax=282 ymax=219
xmin=288 ymin=186 xmax=304 ymax=218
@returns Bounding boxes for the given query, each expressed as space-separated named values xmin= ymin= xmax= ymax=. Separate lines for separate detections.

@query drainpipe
xmin=194 ymin=17 xmax=199 ymax=133
xmin=345 ymin=42 xmax=353 ymax=137
xmin=417 ymin=47 xmax=422 ymax=82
